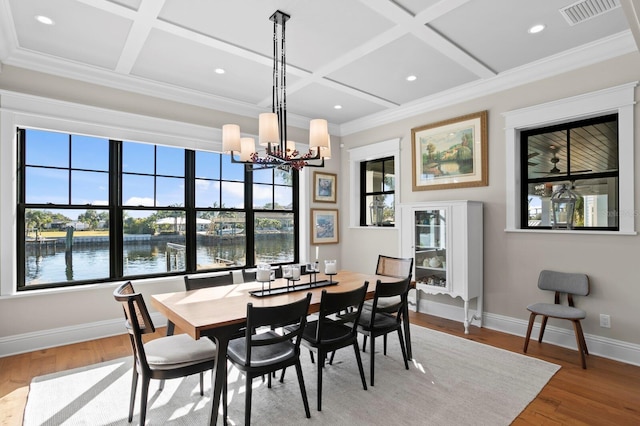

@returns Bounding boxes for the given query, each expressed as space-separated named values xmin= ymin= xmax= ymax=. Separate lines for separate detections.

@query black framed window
xmin=17 ymin=128 xmax=299 ymax=290
xmin=521 ymin=114 xmax=619 ymax=230
xmin=359 ymin=156 xmax=395 ymax=226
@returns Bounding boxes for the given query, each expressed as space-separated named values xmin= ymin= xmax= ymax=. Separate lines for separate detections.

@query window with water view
xmin=19 ymin=128 xmax=298 ymax=289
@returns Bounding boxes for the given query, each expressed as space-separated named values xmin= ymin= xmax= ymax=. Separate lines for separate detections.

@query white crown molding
xmin=1 ymin=25 xmax=634 ymax=138
xmin=0 ymin=89 xmax=220 ymax=151
xmin=338 ymin=30 xmax=637 ymax=136
xmin=2 ymin=48 xmax=319 ymax=132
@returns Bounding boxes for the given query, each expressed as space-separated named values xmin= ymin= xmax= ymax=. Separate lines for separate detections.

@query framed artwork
xmin=411 ymin=110 xmax=488 ymax=191
xmin=313 ymin=172 xmax=337 ymax=203
xmin=310 ymin=208 xmax=339 ymax=244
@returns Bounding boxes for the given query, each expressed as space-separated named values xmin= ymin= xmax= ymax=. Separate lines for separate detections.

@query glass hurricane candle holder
xmin=256 ymin=263 xmax=272 ymax=282
xmin=324 ymin=259 xmax=337 ymax=275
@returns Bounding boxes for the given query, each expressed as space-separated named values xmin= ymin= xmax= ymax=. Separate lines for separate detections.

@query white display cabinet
xmin=400 ymin=200 xmax=483 ymax=333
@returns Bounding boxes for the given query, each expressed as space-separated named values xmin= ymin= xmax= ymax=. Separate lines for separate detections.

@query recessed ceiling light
xmin=35 ymin=15 xmax=55 ymax=25
xmin=214 ymin=68 xmax=225 ymax=74
xmin=528 ymin=24 xmax=545 ymax=34
xmin=406 ymin=75 xmax=417 ymax=82
xmin=334 ymin=105 xmax=342 ymax=110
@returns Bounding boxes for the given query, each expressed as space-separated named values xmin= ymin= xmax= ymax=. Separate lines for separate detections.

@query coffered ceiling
xmin=0 ymin=0 xmax=638 ymax=136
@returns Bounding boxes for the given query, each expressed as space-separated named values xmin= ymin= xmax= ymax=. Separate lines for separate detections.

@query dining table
xmin=151 ymin=270 xmax=401 ymax=425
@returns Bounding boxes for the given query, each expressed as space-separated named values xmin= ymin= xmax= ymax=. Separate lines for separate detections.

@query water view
xmin=25 ymin=236 xmax=294 ymax=286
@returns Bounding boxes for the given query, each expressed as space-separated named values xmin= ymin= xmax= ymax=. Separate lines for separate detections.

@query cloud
xmin=124 ymin=196 xmax=154 ymax=206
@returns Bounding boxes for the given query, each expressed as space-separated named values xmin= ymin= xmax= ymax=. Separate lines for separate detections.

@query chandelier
xmin=222 ymin=10 xmax=330 ymax=172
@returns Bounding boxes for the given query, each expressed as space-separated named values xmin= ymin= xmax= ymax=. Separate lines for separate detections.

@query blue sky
xmin=25 ymin=128 xmax=291 ymax=220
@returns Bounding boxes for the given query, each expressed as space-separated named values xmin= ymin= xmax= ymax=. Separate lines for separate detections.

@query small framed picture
xmin=311 ymin=208 xmax=339 ymax=244
xmin=313 ymin=172 xmax=337 ymax=203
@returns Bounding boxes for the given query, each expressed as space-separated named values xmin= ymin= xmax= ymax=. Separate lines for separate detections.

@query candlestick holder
xmin=282 ymin=264 xmax=301 ymax=292
xmin=306 ymin=262 xmax=319 ymax=286
xmin=256 ymin=263 xmax=275 ymax=295
xmin=258 ymin=278 xmax=273 ymax=295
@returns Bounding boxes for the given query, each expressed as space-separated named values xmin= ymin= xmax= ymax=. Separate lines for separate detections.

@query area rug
xmin=24 ymin=325 xmax=560 ymax=425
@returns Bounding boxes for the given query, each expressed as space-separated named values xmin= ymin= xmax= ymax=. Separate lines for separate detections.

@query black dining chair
xmin=184 ymin=271 xmax=234 ymax=290
xmin=299 ymin=283 xmax=369 ymax=411
xmin=113 ymin=282 xmax=216 ymax=425
xmin=225 ymin=293 xmax=312 ymax=425
xmin=163 ymin=271 xmax=237 ymax=395
xmin=369 ymin=255 xmax=414 ymax=359
xmin=357 ymin=277 xmax=410 ymax=386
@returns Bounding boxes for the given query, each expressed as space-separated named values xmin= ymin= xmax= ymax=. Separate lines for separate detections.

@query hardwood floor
xmin=1 ymin=311 xmax=639 ymax=425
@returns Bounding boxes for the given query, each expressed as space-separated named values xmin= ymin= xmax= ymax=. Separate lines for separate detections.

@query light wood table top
xmin=151 ymin=270 xmax=394 ymax=340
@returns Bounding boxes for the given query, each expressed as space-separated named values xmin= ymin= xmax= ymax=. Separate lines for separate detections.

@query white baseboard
xmin=3 ymin=303 xmax=639 ymax=368
xmin=0 ymin=312 xmax=165 ymax=358
xmin=415 ymin=298 xmax=640 ymax=367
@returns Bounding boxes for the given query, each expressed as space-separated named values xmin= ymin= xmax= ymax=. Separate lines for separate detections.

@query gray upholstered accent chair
xmin=523 ymin=270 xmax=590 ymax=368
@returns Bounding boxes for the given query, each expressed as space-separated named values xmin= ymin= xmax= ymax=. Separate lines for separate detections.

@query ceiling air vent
xmin=559 ymin=0 xmax=621 ymax=26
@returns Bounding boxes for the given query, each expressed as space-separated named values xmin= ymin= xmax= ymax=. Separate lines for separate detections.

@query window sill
xmin=504 ymin=228 xmax=637 ymax=236
xmin=0 ymin=275 xmax=179 ymax=299
xmin=349 ymin=225 xmax=398 ymax=230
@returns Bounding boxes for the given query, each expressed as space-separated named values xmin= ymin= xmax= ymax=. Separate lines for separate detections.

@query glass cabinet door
xmin=414 ymin=209 xmax=447 ymax=288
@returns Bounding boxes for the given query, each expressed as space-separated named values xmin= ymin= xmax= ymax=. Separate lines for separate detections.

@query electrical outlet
xmin=600 ymin=314 xmax=611 ymax=328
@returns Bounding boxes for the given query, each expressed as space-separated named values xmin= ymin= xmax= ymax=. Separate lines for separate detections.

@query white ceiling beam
xmin=620 ymin=0 xmax=640 ymax=52
xmin=360 ymin=0 xmax=495 ymax=78
xmin=115 ymin=1 xmax=166 ymax=74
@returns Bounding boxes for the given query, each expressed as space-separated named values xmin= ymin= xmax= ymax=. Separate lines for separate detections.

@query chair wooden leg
xmin=199 ymin=372 xmax=204 ymax=395
xmin=279 ymin=367 xmax=286 ymax=383
xmin=572 ymin=320 xmax=588 ymax=369
xmin=403 ymin=304 xmax=413 ymax=360
xmin=576 ymin=320 xmax=589 ymax=355
xmin=353 ymin=341 xmax=367 ymax=391
xmin=383 ymin=334 xmax=387 ymax=355
xmin=362 ymin=335 xmax=367 ymax=352
xmin=295 ymin=360 xmax=311 ymax=418
xmin=317 ymin=350 xmax=325 ymax=411
xmin=523 ymin=312 xmax=536 ymax=353
xmin=397 ymin=329 xmax=409 ymax=370
xmin=139 ymin=375 xmax=150 ymax=426
xmin=128 ymin=369 xmax=138 ymax=422
xmin=244 ymin=375 xmax=253 ymax=426
xmin=369 ymin=335 xmax=375 ymax=386
xmin=538 ymin=316 xmax=549 ymax=342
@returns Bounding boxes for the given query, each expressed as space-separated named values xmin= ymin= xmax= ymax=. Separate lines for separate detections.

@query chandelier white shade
xmin=222 ymin=124 xmax=241 ymax=152
xmin=239 ymin=137 xmax=255 ymax=161
xmin=258 ymin=113 xmax=279 ymax=146
xmin=221 ymin=10 xmax=329 ymax=171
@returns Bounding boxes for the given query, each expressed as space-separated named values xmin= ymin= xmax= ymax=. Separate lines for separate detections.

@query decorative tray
xmin=249 ymin=279 xmax=339 ymax=297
